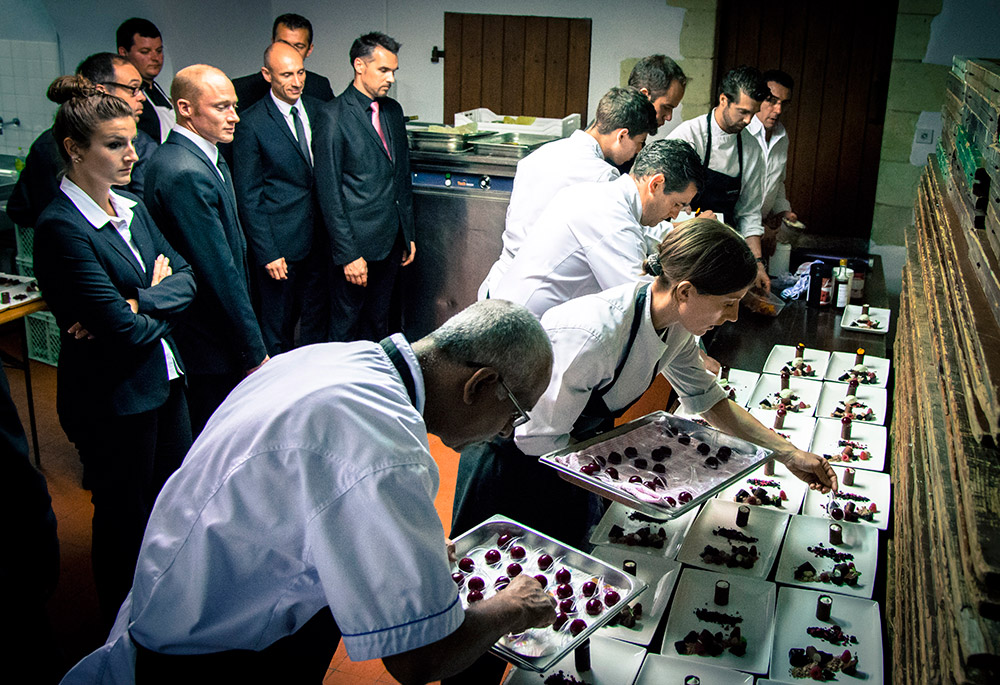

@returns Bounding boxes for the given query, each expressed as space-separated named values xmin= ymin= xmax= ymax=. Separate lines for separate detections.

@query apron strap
xmin=379 ymin=337 xmax=417 ymax=406
xmin=703 ymin=112 xmax=713 ymax=169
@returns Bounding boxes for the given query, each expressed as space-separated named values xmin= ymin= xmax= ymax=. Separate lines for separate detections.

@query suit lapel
xmin=264 ymin=97 xmax=310 ymax=166
xmin=351 ymin=103 xmax=392 ymax=165
xmin=95 ymin=223 xmax=147 ymax=283
xmin=167 ymin=133 xmax=240 ymax=221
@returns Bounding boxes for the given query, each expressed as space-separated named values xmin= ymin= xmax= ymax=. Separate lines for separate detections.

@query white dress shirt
xmin=490 ymin=174 xmax=653 ymax=319
xmin=478 ymin=130 xmax=619 ymax=299
xmin=61 ymin=338 xmax=462 ymax=684
xmin=667 ymin=111 xmax=766 ymax=238
xmin=270 ymin=90 xmax=314 ymax=164
xmin=515 ymin=282 xmax=728 ymax=456
xmin=747 ymin=116 xmax=792 ymax=219
xmin=59 ymin=176 xmax=181 ymax=380
xmin=148 ymin=81 xmax=176 ymax=142
xmin=172 ymin=125 xmax=224 ymax=181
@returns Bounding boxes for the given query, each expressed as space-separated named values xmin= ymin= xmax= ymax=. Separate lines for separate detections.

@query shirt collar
xmin=620 ymin=174 xmax=644 ymax=223
xmin=747 ymin=116 xmax=785 ymax=148
xmin=388 ymin=333 xmax=426 ymax=415
xmin=574 ymin=129 xmax=604 ymax=159
xmin=709 ymin=108 xmax=736 ymax=140
xmin=269 ymin=90 xmax=301 ymax=117
xmin=59 ymin=176 xmax=136 ymax=230
xmin=347 ymin=83 xmax=375 ymax=108
xmin=172 ymin=124 xmax=219 ymax=165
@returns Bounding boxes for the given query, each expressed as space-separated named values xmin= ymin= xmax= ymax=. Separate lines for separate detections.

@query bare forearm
xmin=701 ymin=398 xmax=794 ymax=460
xmin=744 ymin=234 xmax=763 ymax=259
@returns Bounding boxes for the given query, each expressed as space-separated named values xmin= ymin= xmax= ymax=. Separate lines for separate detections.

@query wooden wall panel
xmin=715 ymin=1 xmax=897 ymax=241
xmin=443 ymin=12 xmax=591 ymax=125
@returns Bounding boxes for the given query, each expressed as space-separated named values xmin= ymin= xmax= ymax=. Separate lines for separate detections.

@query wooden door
xmin=443 ymin=12 xmax=591 ymax=124
xmin=715 ymin=1 xmax=898 ymax=240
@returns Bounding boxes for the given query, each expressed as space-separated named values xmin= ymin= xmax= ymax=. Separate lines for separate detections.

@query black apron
xmin=451 ymin=285 xmax=654 ymax=549
xmin=691 ymin=112 xmax=743 ymax=224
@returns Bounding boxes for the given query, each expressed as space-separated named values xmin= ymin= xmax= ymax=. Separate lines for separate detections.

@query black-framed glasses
xmin=465 ymin=361 xmax=531 ymax=428
xmin=103 ymin=82 xmax=141 ymax=96
xmin=497 ymin=375 xmax=531 ymax=428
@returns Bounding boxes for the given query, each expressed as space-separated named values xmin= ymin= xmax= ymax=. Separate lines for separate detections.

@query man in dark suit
xmin=117 ymin=17 xmax=174 ymax=143
xmin=314 ymin=32 xmax=415 ymax=342
xmin=145 ymin=64 xmax=269 ymax=436
xmin=233 ymin=42 xmax=327 ymax=355
xmin=231 ymin=13 xmax=334 ymax=110
xmin=6 ymin=53 xmax=156 ymax=228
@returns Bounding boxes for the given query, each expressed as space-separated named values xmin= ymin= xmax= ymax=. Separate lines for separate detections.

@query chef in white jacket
xmin=453 ymin=217 xmax=837 ymax=551
xmin=488 ymin=139 xmax=703 ymax=319
xmin=667 ymin=66 xmax=772 ymax=291
xmin=478 ymin=87 xmax=657 ymax=299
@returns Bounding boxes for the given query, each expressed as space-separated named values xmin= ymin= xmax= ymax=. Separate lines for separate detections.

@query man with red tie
xmin=314 ymin=32 xmax=415 ymax=342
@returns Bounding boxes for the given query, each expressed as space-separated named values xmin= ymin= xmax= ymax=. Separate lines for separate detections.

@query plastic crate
xmin=454 ymin=107 xmax=580 ymax=138
xmin=15 ymin=255 xmax=34 ymax=277
xmin=15 ymin=224 xmax=34 ymax=261
xmin=26 ymin=310 xmax=60 ymax=366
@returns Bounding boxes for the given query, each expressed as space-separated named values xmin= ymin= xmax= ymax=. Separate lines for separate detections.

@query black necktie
xmin=216 ymin=154 xmax=236 ymax=201
xmin=290 ymin=106 xmax=311 ymax=165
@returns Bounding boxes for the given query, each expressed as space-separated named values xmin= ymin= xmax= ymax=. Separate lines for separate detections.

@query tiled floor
xmin=2 ymin=329 xmax=466 ymax=684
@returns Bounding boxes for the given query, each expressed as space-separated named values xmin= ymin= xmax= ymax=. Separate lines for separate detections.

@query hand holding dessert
xmin=493 ymin=573 xmax=558 ymax=633
xmin=774 ymin=448 xmax=838 ymax=494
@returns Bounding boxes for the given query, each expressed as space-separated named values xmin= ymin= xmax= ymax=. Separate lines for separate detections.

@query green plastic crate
xmin=25 ymin=310 xmax=60 ymax=366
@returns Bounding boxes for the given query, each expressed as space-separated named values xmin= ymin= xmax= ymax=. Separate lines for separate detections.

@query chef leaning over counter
xmin=59 ymin=301 xmax=558 ymax=685
xmin=454 ymin=218 xmax=838 ymax=551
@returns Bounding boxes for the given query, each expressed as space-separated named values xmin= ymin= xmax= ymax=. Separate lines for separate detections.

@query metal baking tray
xmin=540 ymin=412 xmax=772 ymax=520
xmin=406 ymin=122 xmax=493 ymax=152
xmin=452 ymin=515 xmax=647 ymax=673
xmin=471 ymin=132 xmax=558 ymax=158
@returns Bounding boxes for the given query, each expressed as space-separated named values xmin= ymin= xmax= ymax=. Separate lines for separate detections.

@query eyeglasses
xmin=103 ymin=82 xmax=141 ymax=96
xmin=497 ymin=375 xmax=531 ymax=428
xmin=465 ymin=362 xmax=531 ymax=428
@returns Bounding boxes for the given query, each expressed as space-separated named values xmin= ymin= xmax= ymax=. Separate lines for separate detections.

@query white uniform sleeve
xmin=772 ymin=161 xmax=792 ymax=216
xmin=666 ymin=119 xmax=707 ymax=158
xmin=734 ymin=135 xmax=766 ymax=238
xmin=515 ymin=325 xmax=618 ymax=456
xmin=307 ymin=461 xmax=464 ymax=661
xmin=659 ymin=334 xmax=728 ymax=414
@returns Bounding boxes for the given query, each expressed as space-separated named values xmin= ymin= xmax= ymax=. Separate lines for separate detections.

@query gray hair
xmin=424 ymin=299 xmax=552 ymax=393
xmin=628 ymin=54 xmax=688 ymax=97
xmin=631 ymin=138 xmax=705 ymax=194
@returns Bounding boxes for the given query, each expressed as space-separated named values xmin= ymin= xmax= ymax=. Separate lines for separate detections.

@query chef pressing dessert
xmin=60 ymin=300 xmax=557 ymax=685
xmin=453 ymin=218 xmax=837 ymax=551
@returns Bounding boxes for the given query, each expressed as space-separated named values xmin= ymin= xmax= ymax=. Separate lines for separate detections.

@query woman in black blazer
xmin=33 ymin=77 xmax=197 ymax=628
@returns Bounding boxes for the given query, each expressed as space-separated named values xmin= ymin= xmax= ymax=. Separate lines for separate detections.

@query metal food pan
xmin=540 ymin=411 xmax=772 ymax=520
xmin=451 ymin=515 xmax=647 ymax=673
xmin=471 ymin=132 xmax=558 ymax=158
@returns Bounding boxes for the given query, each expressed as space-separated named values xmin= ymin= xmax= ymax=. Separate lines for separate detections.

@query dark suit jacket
xmin=232 ymin=70 xmax=334 ymax=111
xmin=314 ymin=84 xmax=414 ymax=265
xmin=137 ymin=80 xmax=172 ymax=143
xmin=145 ymin=131 xmax=268 ymax=375
xmin=33 ymin=191 xmax=196 ymax=419
xmin=6 ymin=128 xmax=156 ymax=228
xmin=232 ymin=94 xmax=320 ymax=265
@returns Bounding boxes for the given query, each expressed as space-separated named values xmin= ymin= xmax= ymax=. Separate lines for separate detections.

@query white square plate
xmin=748 ymin=408 xmax=817 ymax=451
xmin=714 ymin=460 xmax=809 ymax=515
xmin=748 ymin=375 xmax=824 ymax=416
xmin=635 ymin=653 xmax=753 ymax=685
xmin=840 ymin=304 xmax=891 ymax=335
xmin=660 ymin=568 xmax=777 ymax=674
xmin=774 ymin=516 xmax=879 ymax=599
xmin=768 ymin=586 xmax=884 ymax=683
xmin=762 ymin=344 xmax=831 ymax=379
xmin=676 ymin=499 xmax=790 ymax=579
xmin=502 ymin=634 xmax=647 ymax=685
xmin=715 ymin=367 xmax=762 ymax=407
xmin=809 ymin=418 xmax=887 ymax=472
xmin=814 ymin=382 xmax=888 ymax=426
xmin=802 ymin=465 xmax=891 ymax=531
xmin=589 ymin=502 xmax=700 ymax=559
xmin=823 ymin=351 xmax=890 ymax=389
xmin=593 ymin=546 xmax=682 ymax=647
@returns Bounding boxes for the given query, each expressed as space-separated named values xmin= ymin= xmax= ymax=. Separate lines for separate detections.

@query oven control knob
xmin=479 ymin=175 xmax=491 ymax=190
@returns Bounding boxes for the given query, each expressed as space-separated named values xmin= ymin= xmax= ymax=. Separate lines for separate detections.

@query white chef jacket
xmin=490 ymin=174 xmax=653 ymax=319
xmin=667 ymin=112 xmax=766 ymax=238
xmin=515 ymin=282 xmax=728 ymax=456
xmin=479 ymin=130 xmax=620 ymax=299
xmin=746 ymin=116 xmax=792 ymax=219
xmin=61 ymin=337 xmax=462 ymax=684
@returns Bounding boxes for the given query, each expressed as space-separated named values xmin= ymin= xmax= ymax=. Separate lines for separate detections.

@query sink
xmin=0 ymin=153 xmax=20 ymax=205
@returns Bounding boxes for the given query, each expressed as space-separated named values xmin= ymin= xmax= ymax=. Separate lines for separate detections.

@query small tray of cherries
xmin=451 ymin=515 xmax=647 ymax=673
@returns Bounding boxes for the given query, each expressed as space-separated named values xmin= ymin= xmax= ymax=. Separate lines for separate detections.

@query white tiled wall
xmin=0 ymin=38 xmax=61 ymax=157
